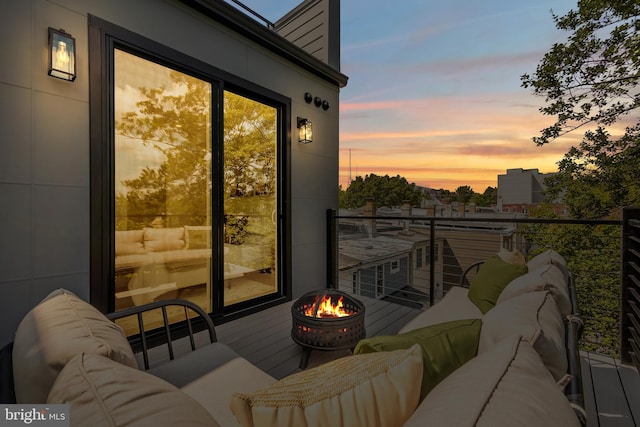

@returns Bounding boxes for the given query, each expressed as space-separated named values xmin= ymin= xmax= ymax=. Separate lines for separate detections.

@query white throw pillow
xmin=12 ymin=289 xmax=137 ymax=403
xmin=230 ymin=345 xmax=423 ymax=427
xmin=404 ymin=335 xmax=580 ymax=427
xmin=479 ymin=291 xmax=567 ymax=381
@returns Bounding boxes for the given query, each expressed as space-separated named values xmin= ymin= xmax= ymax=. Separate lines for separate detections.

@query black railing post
xmin=327 ymin=209 xmax=338 ymax=289
xmin=429 ymin=218 xmax=435 ymax=307
xmin=621 ymin=207 xmax=640 ymax=369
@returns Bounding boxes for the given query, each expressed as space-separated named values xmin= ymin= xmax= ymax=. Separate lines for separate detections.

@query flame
xmin=304 ymin=295 xmax=351 ymax=318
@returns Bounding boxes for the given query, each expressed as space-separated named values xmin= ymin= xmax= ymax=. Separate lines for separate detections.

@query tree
xmin=472 ymin=186 xmax=497 ymax=207
xmin=521 ymin=0 xmax=640 ymax=218
xmin=453 ymin=185 xmax=475 ymax=204
xmin=339 ymin=174 xmax=423 ymax=209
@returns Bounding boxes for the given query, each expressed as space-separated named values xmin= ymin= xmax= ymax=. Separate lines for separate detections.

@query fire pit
xmin=291 ymin=289 xmax=366 ymax=369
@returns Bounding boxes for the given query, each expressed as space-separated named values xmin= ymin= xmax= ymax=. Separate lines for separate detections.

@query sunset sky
xmin=239 ymin=0 xmax=580 ymax=191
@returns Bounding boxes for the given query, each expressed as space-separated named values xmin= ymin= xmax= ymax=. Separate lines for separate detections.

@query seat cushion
xmin=181 ymin=357 xmax=277 ymax=427
xmin=48 ymin=353 xmax=220 ymax=427
xmin=230 ymin=345 xmax=423 ymax=427
xmin=354 ymin=319 xmax=482 ymax=400
xmin=403 ymin=335 xmax=580 ymax=427
xmin=467 ymin=254 xmax=528 ymax=313
xmin=12 ymin=289 xmax=137 ymax=403
xmin=398 ymin=286 xmax=482 ymax=333
xmin=479 ymin=291 xmax=567 ymax=381
xmin=497 ymin=264 xmax=572 ymax=316
xmin=148 ymin=342 xmax=240 ymax=388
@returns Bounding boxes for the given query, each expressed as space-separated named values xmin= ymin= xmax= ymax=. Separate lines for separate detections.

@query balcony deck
xmin=214 ymin=295 xmax=640 ymax=427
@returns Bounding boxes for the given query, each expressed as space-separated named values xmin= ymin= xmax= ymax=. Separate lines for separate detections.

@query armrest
xmin=565 ymin=272 xmax=586 ymax=425
xmin=108 ymin=299 xmax=217 ymax=370
xmin=460 ymin=261 xmax=484 ymax=288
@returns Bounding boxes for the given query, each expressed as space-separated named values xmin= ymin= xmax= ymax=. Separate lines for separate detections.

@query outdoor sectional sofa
xmin=115 ymin=226 xmax=253 ymax=306
xmin=0 ymin=249 xmax=584 ymax=426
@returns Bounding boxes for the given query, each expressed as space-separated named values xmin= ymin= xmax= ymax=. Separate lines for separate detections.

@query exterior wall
xmin=497 ymin=168 xmax=546 ymax=211
xmin=275 ymin=0 xmax=340 ymax=69
xmin=0 ymin=0 xmax=342 ymax=347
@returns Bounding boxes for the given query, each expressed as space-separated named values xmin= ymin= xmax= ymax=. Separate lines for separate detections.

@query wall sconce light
xmin=48 ymin=28 xmax=76 ymax=82
xmin=297 ymin=117 xmax=313 ymax=144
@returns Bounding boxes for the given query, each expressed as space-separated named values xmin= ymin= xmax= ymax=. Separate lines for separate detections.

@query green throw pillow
xmin=467 ymin=255 xmax=527 ymax=314
xmin=354 ymin=318 xmax=482 ymax=401
xmin=186 ymin=228 xmax=211 ymax=249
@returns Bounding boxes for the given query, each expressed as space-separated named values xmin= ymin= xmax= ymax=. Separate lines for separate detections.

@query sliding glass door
xmin=223 ymin=91 xmax=278 ymax=306
xmin=111 ymin=49 xmax=281 ymax=319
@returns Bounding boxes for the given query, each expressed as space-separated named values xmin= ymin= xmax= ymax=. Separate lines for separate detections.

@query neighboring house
xmin=336 ymin=201 xmax=520 ymax=305
xmin=0 ymin=0 xmax=347 ymax=347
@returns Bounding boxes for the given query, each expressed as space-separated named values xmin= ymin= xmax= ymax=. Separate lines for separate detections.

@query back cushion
xmin=497 ymin=264 xmax=572 ymax=316
xmin=527 ymin=249 xmax=570 ymax=281
xmin=143 ymin=227 xmax=185 ymax=252
xmin=115 ymin=230 xmax=145 ymax=256
xmin=479 ymin=291 xmax=567 ymax=381
xmin=403 ymin=335 xmax=580 ymax=427
xmin=13 ymin=289 xmax=137 ymax=403
xmin=48 ymin=353 xmax=220 ymax=427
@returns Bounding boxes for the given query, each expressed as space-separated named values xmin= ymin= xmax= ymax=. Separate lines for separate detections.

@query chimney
xmin=458 ymin=202 xmax=465 ymax=218
xmin=363 ymin=198 xmax=377 ymax=238
xmin=401 ymin=201 xmax=412 ymax=217
xmin=426 ymin=205 xmax=436 ymax=217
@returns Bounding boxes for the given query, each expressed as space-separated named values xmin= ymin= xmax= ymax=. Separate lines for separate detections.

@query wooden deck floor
xmin=214 ymin=293 xmax=422 ymax=379
xmin=581 ymin=351 xmax=640 ymax=426
xmin=213 ymin=295 xmax=640 ymax=426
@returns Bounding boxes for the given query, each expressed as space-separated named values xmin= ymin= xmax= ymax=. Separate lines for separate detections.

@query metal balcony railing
xmin=327 ymin=208 xmax=640 ymax=366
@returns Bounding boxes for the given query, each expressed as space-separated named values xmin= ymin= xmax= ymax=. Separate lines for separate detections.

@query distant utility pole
xmin=349 ymin=149 xmax=352 ymax=184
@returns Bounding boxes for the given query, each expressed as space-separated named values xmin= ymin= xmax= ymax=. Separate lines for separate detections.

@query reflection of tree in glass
xmin=116 ymin=71 xmax=211 ymax=230
xmin=224 ymin=92 xmax=276 ymax=199
xmin=115 ymin=71 xmax=277 ymax=231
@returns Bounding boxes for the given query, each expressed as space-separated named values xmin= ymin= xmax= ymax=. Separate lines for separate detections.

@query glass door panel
xmin=223 ymin=91 xmax=278 ymax=305
xmin=113 ymin=49 xmax=213 ymax=322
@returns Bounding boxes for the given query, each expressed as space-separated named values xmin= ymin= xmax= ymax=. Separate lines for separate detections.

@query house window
xmin=352 ymin=270 xmax=360 ymax=294
xmin=390 ymin=259 xmax=400 ymax=274
xmin=90 ymin=18 xmax=290 ymax=320
xmin=416 ymin=247 xmax=423 ymax=268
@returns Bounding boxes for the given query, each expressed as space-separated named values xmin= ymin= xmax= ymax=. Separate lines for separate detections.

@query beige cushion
xmin=479 ymin=291 xmax=567 ymax=381
xmin=398 ymin=287 xmax=482 ymax=333
xmin=527 ymin=249 xmax=570 ymax=281
xmin=181 ymin=357 xmax=277 ymax=427
xmin=497 ymin=264 xmax=572 ymax=316
xmin=498 ymin=247 xmax=526 ymax=265
xmin=13 ymin=289 xmax=138 ymax=403
xmin=144 ymin=227 xmax=185 ymax=252
xmin=404 ymin=335 xmax=580 ymax=427
xmin=230 ymin=345 xmax=423 ymax=427
xmin=115 ymin=230 xmax=145 ymax=256
xmin=48 ymin=353 xmax=220 ymax=427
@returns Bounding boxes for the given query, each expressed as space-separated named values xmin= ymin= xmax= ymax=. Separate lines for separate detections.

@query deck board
xmin=581 ymin=355 xmax=599 ymax=426
xmin=581 ymin=351 xmax=639 ymax=426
